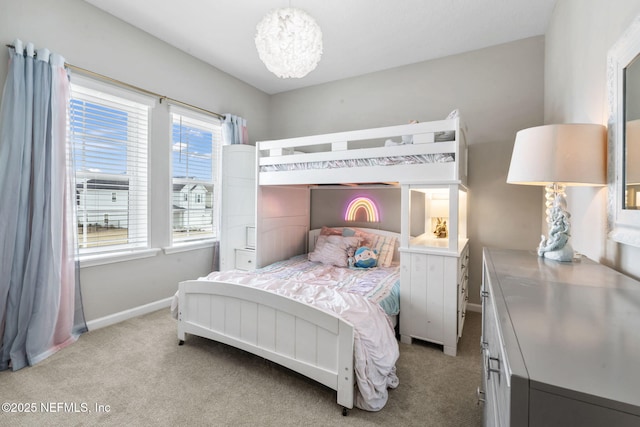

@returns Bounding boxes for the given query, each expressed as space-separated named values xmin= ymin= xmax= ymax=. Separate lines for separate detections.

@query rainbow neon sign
xmin=345 ymin=196 xmax=380 ymax=222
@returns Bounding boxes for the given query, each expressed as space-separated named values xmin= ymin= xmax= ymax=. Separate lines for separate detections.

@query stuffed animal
xmin=434 ymin=218 xmax=448 ymax=238
xmin=353 ymin=246 xmax=378 ymax=268
xmin=347 ymin=246 xmax=356 ymax=268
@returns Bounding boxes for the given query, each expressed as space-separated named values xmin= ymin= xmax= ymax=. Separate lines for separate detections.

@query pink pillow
xmin=320 ymin=226 xmax=343 ymax=236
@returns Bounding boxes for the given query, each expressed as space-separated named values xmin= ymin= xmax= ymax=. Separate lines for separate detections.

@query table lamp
xmin=507 ymin=124 xmax=606 ymax=261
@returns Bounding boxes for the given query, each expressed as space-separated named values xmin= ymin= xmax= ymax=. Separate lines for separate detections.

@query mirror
xmin=608 ymin=15 xmax=640 ymax=246
xmin=625 ymin=56 xmax=640 ymax=209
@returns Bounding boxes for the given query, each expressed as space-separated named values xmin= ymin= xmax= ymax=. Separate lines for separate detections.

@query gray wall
xmin=310 ymin=187 xmax=402 ymax=232
xmin=0 ymin=0 xmax=271 ymax=322
xmin=270 ymin=37 xmax=547 ymax=305
xmin=545 ymin=0 xmax=640 ymax=279
xmin=0 ymin=0 xmax=557 ymax=319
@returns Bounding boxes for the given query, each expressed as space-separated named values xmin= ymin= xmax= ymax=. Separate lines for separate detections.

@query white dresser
xmin=480 ymin=248 xmax=640 ymax=426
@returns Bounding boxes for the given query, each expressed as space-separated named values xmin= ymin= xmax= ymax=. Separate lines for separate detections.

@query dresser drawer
xmin=481 ymin=267 xmax=512 ymax=427
xmin=235 ymin=249 xmax=255 ymax=271
xmin=485 ymin=305 xmax=511 ymax=426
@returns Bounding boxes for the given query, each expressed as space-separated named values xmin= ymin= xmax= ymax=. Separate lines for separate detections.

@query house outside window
xmin=170 ymin=106 xmax=221 ymax=243
xmin=69 ymin=75 xmax=153 ymax=254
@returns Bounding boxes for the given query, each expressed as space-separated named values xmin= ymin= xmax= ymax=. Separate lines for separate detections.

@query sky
xmin=70 ymin=99 xmax=214 ymax=182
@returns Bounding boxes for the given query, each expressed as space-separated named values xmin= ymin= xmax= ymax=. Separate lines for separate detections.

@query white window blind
xmin=170 ymin=106 xmax=222 ymax=243
xmin=69 ymin=77 xmax=152 ymax=254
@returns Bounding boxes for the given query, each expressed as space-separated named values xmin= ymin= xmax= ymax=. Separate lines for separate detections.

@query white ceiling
xmin=85 ymin=0 xmax=557 ymax=95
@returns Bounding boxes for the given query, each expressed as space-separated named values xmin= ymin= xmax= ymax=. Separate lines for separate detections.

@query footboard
xmin=177 ymin=280 xmax=355 ymax=409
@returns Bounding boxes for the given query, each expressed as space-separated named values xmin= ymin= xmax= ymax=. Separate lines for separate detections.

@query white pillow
xmin=343 ymin=228 xmax=397 ymax=267
xmin=435 ymin=109 xmax=459 ymax=142
xmin=308 ymin=235 xmax=362 ymax=267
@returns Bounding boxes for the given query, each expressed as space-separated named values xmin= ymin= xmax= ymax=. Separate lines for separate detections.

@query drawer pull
xmin=487 ymin=356 xmax=501 ymax=382
xmin=476 ymin=386 xmax=485 ymax=405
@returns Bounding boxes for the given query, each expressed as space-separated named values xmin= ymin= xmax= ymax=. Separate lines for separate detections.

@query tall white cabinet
xmin=399 ymin=183 xmax=469 ymax=356
xmin=219 ymin=144 xmax=256 ymax=271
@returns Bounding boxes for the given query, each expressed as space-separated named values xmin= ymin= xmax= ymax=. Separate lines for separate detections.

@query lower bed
xmin=173 ymin=248 xmax=400 ymax=412
xmin=234 ymin=254 xmax=400 ymax=322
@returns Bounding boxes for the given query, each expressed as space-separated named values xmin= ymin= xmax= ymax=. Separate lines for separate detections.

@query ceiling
xmin=85 ymin=0 xmax=557 ymax=95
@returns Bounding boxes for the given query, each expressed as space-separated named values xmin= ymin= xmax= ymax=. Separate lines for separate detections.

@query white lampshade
xmin=430 ymin=198 xmax=449 ymax=218
xmin=507 ymin=124 xmax=607 ymax=186
xmin=254 ymin=8 xmax=323 ymax=79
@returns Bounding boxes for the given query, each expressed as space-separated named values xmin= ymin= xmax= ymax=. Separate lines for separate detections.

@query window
xmin=69 ymin=75 xmax=153 ymax=254
xmin=170 ymin=107 xmax=222 ymax=243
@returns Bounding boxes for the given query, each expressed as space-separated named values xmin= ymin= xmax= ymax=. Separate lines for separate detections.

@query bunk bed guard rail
xmin=256 ymin=118 xmax=467 ymax=186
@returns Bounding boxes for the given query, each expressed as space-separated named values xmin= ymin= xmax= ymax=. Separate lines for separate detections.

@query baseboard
xmin=467 ymin=302 xmax=481 ymax=313
xmin=86 ymin=297 xmax=173 ymax=331
xmin=86 ymin=298 xmax=482 ymax=331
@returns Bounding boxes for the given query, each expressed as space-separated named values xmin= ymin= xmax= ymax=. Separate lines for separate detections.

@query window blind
xmin=69 ymin=80 xmax=151 ymax=254
xmin=170 ymin=106 xmax=222 ymax=243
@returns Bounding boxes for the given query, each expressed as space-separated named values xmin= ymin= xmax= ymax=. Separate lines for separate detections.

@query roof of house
xmin=77 ymin=179 xmax=129 ymax=190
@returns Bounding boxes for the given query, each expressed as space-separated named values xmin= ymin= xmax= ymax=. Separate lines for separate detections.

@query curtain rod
xmin=5 ymin=44 xmax=226 ymax=120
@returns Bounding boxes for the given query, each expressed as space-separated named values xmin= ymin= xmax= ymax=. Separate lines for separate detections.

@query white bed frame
xmin=177 ymin=228 xmax=400 ymax=414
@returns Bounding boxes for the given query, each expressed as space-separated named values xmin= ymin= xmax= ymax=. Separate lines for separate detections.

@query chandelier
xmin=254 ymin=7 xmax=323 ymax=79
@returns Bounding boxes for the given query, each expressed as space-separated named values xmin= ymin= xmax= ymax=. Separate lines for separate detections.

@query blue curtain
xmin=0 ymin=40 xmax=86 ymax=371
xmin=222 ymin=114 xmax=247 ymax=145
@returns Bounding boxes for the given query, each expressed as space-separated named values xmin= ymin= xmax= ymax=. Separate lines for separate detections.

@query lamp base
xmin=545 ymin=183 xmax=566 ymax=225
xmin=537 ymin=191 xmax=573 ymax=262
xmin=540 ymin=242 xmax=574 ymax=262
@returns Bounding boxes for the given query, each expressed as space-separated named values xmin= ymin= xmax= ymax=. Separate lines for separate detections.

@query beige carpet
xmin=0 ymin=309 xmax=483 ymax=427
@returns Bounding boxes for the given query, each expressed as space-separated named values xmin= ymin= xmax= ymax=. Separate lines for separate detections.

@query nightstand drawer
xmin=235 ymin=249 xmax=255 ymax=271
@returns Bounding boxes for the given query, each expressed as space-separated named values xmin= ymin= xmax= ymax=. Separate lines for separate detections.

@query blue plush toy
xmin=353 ymin=246 xmax=378 ymax=268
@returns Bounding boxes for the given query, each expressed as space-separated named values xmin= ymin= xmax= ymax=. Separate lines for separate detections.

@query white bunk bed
xmin=176 ymin=117 xmax=467 ymax=415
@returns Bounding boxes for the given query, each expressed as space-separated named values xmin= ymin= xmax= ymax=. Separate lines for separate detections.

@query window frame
xmin=69 ymin=74 xmax=156 ymax=260
xmin=169 ymin=105 xmax=222 ymax=246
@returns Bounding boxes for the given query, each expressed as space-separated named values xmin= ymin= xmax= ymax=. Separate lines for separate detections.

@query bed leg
xmin=342 ymin=407 xmax=349 ymax=416
xmin=178 ymin=340 xmax=184 ymax=346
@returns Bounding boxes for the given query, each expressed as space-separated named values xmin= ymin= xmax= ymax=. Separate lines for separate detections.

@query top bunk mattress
xmin=260 ymin=152 xmax=454 ymax=173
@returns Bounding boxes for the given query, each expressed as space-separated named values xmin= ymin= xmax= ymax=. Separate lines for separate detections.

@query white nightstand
xmin=399 ymin=183 xmax=469 ymax=356
xmin=235 ymin=248 xmax=256 ymax=271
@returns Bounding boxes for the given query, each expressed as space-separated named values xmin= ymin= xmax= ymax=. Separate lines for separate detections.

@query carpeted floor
xmin=0 ymin=309 xmax=483 ymax=427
